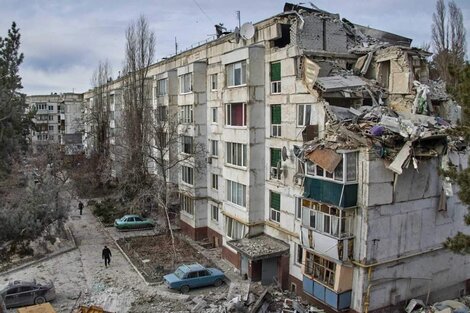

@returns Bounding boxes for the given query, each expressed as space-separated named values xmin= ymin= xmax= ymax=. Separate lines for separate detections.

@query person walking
xmin=102 ymin=246 xmax=112 ymax=267
xmin=78 ymin=201 xmax=84 ymax=216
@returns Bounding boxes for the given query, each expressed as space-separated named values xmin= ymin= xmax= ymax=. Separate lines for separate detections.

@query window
xmin=48 ymin=115 xmax=53 ymax=121
xmin=271 ymin=105 xmax=281 ymax=137
xmin=157 ymin=106 xmax=167 ymax=122
xmin=305 ymin=152 xmax=358 ymax=183
xmin=180 ymin=194 xmax=194 ymax=216
xmin=211 ymin=107 xmax=218 ymax=123
xmin=225 ymin=103 xmax=246 ymax=126
xmin=179 ymin=73 xmax=192 ymax=93
xmin=305 ymin=252 xmax=336 ymax=288
xmin=211 ymin=174 xmax=219 ymax=190
xmin=156 ymin=78 xmax=167 ymax=96
xmin=298 ymin=104 xmax=312 ymax=126
xmin=270 ymin=62 xmax=281 ymax=94
xmin=295 ymin=244 xmax=303 ymax=265
xmin=210 ymin=74 xmax=218 ymax=90
xmin=270 ymin=148 xmax=282 ymax=179
xmin=180 ymin=105 xmax=193 ymax=123
xmin=226 ymin=142 xmax=247 ymax=167
xmin=48 ymin=125 xmax=54 ymax=131
xmin=48 ymin=105 xmax=54 ymax=111
xmin=226 ymin=61 xmax=246 ymax=87
xmin=226 ymin=180 xmax=246 ymax=207
xmin=36 ymin=103 xmax=46 ymax=110
xmin=181 ymin=165 xmax=194 ymax=185
xmin=295 ymin=197 xmax=302 ymax=220
xmin=270 ymin=191 xmax=281 ymax=223
xmin=211 ymin=205 xmax=219 ymax=222
xmin=182 ymin=136 xmax=193 ymax=154
xmin=303 ymin=199 xmax=354 ymax=238
xmin=225 ymin=216 xmax=246 ymax=239
xmin=210 ymin=140 xmax=218 ymax=157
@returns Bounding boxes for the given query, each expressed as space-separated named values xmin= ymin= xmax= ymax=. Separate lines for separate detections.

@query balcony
xmin=304 ymin=177 xmax=357 ymax=208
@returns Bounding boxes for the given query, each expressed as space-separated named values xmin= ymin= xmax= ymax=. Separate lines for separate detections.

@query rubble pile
xmin=406 ymin=296 xmax=470 ymax=313
xmin=303 ymin=102 xmax=465 ymax=176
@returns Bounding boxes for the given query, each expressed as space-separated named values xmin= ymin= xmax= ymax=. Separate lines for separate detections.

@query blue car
xmin=163 ymin=263 xmax=225 ymax=293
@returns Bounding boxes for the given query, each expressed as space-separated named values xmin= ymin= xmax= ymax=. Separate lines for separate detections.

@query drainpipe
xmin=351 ymin=246 xmax=444 ymax=313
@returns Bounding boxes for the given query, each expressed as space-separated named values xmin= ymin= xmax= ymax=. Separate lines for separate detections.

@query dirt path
xmin=1 ymin=200 xmax=190 ymax=313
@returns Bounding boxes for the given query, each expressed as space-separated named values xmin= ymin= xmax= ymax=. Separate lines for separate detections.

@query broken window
xmin=270 ymin=191 xmax=281 ymax=223
xmin=179 ymin=73 xmax=192 ymax=93
xmin=180 ymin=194 xmax=194 ymax=215
xmin=295 ymin=244 xmax=303 ymax=265
xmin=226 ymin=142 xmax=247 ymax=167
xmin=297 ymin=104 xmax=311 ymax=126
xmin=270 ymin=62 xmax=281 ymax=94
xmin=303 ymin=199 xmax=354 ymax=238
xmin=225 ymin=102 xmax=246 ymax=126
xmin=226 ymin=180 xmax=246 ymax=207
xmin=156 ymin=78 xmax=168 ymax=96
xmin=305 ymin=152 xmax=358 ymax=183
xmin=181 ymin=165 xmax=193 ymax=185
xmin=271 ymin=105 xmax=281 ymax=137
xmin=273 ymin=24 xmax=291 ymax=48
xmin=226 ymin=61 xmax=246 ymax=87
xmin=304 ymin=252 xmax=336 ymax=288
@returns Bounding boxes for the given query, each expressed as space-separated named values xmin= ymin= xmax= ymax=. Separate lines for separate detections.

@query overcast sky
xmin=1 ymin=0 xmax=469 ymax=95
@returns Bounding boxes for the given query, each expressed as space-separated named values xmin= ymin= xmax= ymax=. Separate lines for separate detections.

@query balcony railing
xmin=303 ymin=177 xmax=357 ymax=208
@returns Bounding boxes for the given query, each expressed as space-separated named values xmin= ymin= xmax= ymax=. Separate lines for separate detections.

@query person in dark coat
xmin=102 ymin=246 xmax=112 ymax=267
xmin=78 ymin=201 xmax=84 ymax=215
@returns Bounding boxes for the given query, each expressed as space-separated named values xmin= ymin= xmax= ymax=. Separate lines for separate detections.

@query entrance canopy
xmin=227 ymin=234 xmax=289 ymax=261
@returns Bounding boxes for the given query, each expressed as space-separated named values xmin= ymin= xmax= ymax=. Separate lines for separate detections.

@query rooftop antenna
xmin=175 ymin=37 xmax=178 ymax=54
xmin=236 ymin=11 xmax=241 ymax=29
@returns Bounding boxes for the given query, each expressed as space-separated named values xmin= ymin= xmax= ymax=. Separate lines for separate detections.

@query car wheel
xmin=35 ymin=296 xmax=46 ymax=304
xmin=214 ymin=279 xmax=223 ymax=287
xmin=180 ymin=285 xmax=190 ymax=293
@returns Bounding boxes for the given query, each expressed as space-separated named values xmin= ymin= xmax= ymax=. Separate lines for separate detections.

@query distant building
xmin=82 ymin=3 xmax=468 ymax=312
xmin=27 ymin=92 xmax=83 ymax=154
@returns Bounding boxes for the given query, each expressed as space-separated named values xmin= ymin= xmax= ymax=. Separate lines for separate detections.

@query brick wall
xmin=179 ymin=219 xmax=207 ymax=241
xmin=222 ymin=245 xmax=240 ymax=269
xmin=207 ymin=227 xmax=223 ymax=248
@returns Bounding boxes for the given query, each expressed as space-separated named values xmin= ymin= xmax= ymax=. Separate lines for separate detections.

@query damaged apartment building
xmin=82 ymin=3 xmax=469 ymax=313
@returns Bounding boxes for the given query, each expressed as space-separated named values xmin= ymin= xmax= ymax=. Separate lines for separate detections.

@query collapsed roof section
xmin=297 ymin=43 xmax=465 ymax=176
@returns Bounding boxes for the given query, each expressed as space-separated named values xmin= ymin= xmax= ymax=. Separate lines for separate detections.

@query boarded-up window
xmin=271 ymin=62 xmax=281 ymax=81
xmin=271 ymin=105 xmax=281 ymax=124
xmin=271 ymin=148 xmax=281 ymax=167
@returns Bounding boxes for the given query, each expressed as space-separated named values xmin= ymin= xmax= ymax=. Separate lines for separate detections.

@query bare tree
xmin=120 ymin=15 xmax=155 ymax=196
xmin=431 ymin=0 xmax=467 ymax=87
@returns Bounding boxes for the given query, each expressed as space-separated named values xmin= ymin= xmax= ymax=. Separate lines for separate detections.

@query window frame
xmin=226 ymin=180 xmax=247 ymax=208
xmin=211 ymin=204 xmax=219 ymax=222
xmin=179 ymin=105 xmax=193 ymax=124
xmin=295 ymin=243 xmax=303 ymax=265
xmin=270 ymin=62 xmax=282 ymax=94
xmin=225 ymin=102 xmax=246 ymax=127
xmin=226 ymin=142 xmax=247 ymax=167
xmin=180 ymin=194 xmax=194 ymax=216
xmin=211 ymin=173 xmax=219 ymax=190
xmin=297 ymin=104 xmax=312 ymax=127
xmin=305 ymin=152 xmax=358 ymax=184
xmin=295 ymin=197 xmax=302 ymax=220
xmin=271 ymin=104 xmax=282 ymax=137
xmin=181 ymin=136 xmax=193 ymax=155
xmin=156 ymin=78 xmax=168 ymax=96
xmin=210 ymin=73 xmax=218 ymax=90
xmin=270 ymin=191 xmax=281 ymax=223
xmin=179 ymin=73 xmax=192 ymax=94
xmin=211 ymin=107 xmax=218 ymax=124
xmin=181 ymin=165 xmax=194 ymax=185
xmin=226 ymin=61 xmax=247 ymax=87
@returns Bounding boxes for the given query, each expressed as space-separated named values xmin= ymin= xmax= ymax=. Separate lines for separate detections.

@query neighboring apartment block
xmin=27 ymin=93 xmax=83 ymax=154
xmin=81 ymin=3 xmax=468 ymax=313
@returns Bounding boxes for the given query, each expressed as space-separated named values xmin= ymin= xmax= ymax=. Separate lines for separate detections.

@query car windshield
xmin=174 ymin=268 xmax=185 ymax=279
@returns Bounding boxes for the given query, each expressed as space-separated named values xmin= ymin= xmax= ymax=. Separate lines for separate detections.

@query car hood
xmin=163 ymin=273 xmax=180 ymax=284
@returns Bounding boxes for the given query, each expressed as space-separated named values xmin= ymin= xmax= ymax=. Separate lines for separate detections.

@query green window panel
xmin=271 ymin=62 xmax=281 ymax=81
xmin=271 ymin=148 xmax=281 ymax=167
xmin=271 ymin=105 xmax=281 ymax=124
xmin=270 ymin=191 xmax=281 ymax=210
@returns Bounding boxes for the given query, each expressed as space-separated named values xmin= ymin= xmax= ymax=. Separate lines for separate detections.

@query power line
xmin=191 ymin=0 xmax=214 ymax=24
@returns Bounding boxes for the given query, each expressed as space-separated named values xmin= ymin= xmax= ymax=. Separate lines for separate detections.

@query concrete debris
xmin=406 ymin=297 xmax=470 ymax=313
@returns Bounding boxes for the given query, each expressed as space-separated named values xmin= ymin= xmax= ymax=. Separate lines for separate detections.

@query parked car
xmin=114 ymin=214 xmax=155 ymax=230
xmin=163 ymin=263 xmax=225 ymax=293
xmin=0 ymin=280 xmax=55 ymax=309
